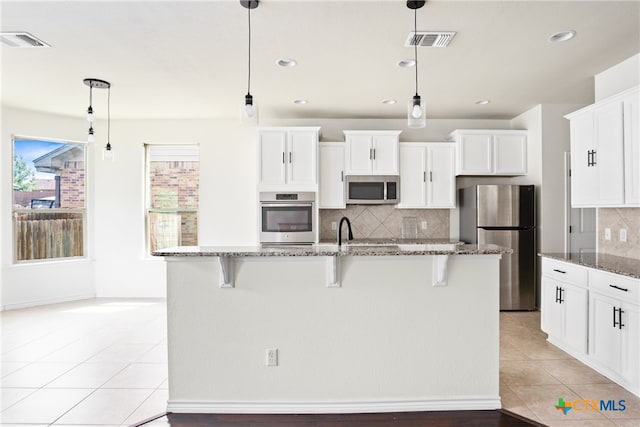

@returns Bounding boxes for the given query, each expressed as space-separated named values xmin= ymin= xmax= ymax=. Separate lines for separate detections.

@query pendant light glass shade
xmin=241 ymin=93 xmax=258 ymax=125
xmin=407 ymin=94 xmax=425 ymax=128
xmin=102 ymin=142 xmax=114 ymax=161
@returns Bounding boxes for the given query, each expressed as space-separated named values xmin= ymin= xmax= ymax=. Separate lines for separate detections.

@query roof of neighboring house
xmin=33 ymin=145 xmax=84 ymax=174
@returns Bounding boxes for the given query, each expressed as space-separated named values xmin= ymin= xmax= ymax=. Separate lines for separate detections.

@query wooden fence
xmin=14 ymin=212 xmax=83 ymax=261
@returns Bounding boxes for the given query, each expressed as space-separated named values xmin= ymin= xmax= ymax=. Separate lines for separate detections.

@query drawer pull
xmin=609 ymin=284 xmax=629 ymax=292
xmin=553 ymin=269 xmax=566 ymax=274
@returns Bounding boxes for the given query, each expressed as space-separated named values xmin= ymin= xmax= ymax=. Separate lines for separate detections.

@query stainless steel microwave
xmin=345 ymin=175 xmax=399 ymax=205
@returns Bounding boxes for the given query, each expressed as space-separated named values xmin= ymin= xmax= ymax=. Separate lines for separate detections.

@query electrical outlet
xmin=331 ymin=222 xmax=337 ymax=231
xmin=605 ymin=228 xmax=611 ymax=241
xmin=266 ymin=348 xmax=278 ymax=367
xmin=620 ymin=228 xmax=627 ymax=242
xmin=421 ymin=221 xmax=428 ymax=230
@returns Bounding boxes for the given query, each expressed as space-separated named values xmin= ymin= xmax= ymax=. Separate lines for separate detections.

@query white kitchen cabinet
xmin=398 ymin=143 xmax=456 ymax=208
xmin=566 ymin=86 xmax=639 ymax=207
xmin=448 ymin=130 xmax=527 ymax=176
xmin=258 ymin=127 xmax=320 ymax=189
xmin=344 ymin=131 xmax=401 ymax=175
xmin=318 ymin=142 xmax=345 ymax=209
xmin=540 ymin=259 xmax=589 ymax=356
xmin=588 ymin=269 xmax=640 ymax=395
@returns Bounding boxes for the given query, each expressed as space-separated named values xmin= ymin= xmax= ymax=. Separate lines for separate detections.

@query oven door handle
xmin=261 ymin=203 xmax=313 ymax=208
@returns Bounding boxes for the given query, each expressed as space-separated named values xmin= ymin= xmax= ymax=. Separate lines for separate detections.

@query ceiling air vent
xmin=0 ymin=32 xmax=50 ymax=48
xmin=405 ymin=31 xmax=456 ymax=48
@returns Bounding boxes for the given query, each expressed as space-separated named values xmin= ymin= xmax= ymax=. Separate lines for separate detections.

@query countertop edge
xmin=539 ymin=253 xmax=640 ymax=280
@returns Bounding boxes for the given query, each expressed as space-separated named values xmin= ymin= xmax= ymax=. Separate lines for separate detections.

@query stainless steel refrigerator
xmin=459 ymin=185 xmax=536 ymax=310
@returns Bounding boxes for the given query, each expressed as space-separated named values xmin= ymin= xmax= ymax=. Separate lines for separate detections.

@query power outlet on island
xmin=604 ymin=228 xmax=611 ymax=241
xmin=331 ymin=222 xmax=337 ymax=231
xmin=266 ymin=348 xmax=278 ymax=367
xmin=620 ymin=229 xmax=627 ymax=242
xmin=421 ymin=221 xmax=428 ymax=230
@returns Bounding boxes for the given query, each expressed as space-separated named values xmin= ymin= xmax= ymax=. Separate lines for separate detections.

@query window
xmin=145 ymin=145 xmax=199 ymax=253
xmin=12 ymin=137 xmax=86 ymax=262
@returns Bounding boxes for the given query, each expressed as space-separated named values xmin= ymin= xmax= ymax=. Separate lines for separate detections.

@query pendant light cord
xmin=247 ymin=4 xmax=251 ymax=95
xmin=107 ymin=86 xmax=111 ymax=144
xmin=414 ymin=7 xmax=419 ymax=96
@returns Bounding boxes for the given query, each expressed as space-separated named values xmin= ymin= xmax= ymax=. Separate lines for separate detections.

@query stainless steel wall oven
xmin=259 ymin=192 xmax=315 ymax=244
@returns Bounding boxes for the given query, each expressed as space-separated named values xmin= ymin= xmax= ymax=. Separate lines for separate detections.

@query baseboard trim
xmin=167 ymin=397 xmax=502 ymax=414
xmin=0 ymin=293 xmax=96 ymax=311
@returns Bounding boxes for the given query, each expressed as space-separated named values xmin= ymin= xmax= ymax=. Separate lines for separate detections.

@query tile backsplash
xmin=319 ymin=205 xmax=450 ymax=241
xmin=598 ymin=208 xmax=640 ymax=259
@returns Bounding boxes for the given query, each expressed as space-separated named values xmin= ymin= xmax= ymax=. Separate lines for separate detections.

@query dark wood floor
xmin=134 ymin=410 xmax=545 ymax=427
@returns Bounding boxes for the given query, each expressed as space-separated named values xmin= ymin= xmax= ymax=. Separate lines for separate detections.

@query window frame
xmin=11 ymin=134 xmax=89 ymax=264
xmin=143 ymin=143 xmax=200 ymax=256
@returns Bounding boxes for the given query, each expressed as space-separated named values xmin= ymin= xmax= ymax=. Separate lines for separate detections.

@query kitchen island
xmin=153 ymin=243 xmax=510 ymax=414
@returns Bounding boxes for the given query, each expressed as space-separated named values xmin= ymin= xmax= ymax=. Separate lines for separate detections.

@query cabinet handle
xmin=612 ymin=307 xmax=625 ymax=329
xmin=369 ymin=148 xmax=372 ymax=160
xmin=559 ymin=287 xmax=564 ymax=304
xmin=341 ymin=171 xmax=344 ymax=182
xmin=555 ymin=286 xmax=560 ymax=303
xmin=373 ymin=148 xmax=376 ymax=160
xmin=592 ymin=150 xmax=597 ymax=166
xmin=609 ymin=284 xmax=629 ymax=292
xmin=423 ymin=171 xmax=426 ymax=182
xmin=289 ymin=152 xmax=292 ymax=163
xmin=587 ymin=150 xmax=597 ymax=167
xmin=553 ymin=269 xmax=566 ymax=274
xmin=430 ymin=171 xmax=433 ymax=182
xmin=282 ymin=152 xmax=285 ymax=164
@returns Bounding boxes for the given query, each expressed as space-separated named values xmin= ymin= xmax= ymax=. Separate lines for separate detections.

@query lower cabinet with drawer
xmin=541 ymin=259 xmax=588 ymax=356
xmin=588 ymin=271 xmax=640 ymax=395
xmin=540 ymin=256 xmax=640 ymax=397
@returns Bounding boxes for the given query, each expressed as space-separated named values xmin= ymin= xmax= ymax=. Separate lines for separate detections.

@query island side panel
xmin=165 ymin=255 xmax=500 ymax=412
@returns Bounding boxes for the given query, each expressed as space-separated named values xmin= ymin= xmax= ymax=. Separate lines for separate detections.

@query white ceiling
xmin=1 ymin=0 xmax=639 ymax=121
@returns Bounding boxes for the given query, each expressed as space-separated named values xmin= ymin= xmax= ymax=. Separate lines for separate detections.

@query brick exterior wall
xmin=60 ymin=161 xmax=85 ymax=208
xmin=149 ymin=161 xmax=199 ymax=248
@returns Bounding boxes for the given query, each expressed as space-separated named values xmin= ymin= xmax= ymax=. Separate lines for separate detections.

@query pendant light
xmin=83 ymin=78 xmax=114 ymax=160
xmin=407 ymin=1 xmax=426 ymax=128
xmin=241 ymin=0 xmax=259 ymax=125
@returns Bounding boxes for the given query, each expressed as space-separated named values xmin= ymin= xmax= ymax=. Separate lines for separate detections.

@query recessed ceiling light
xmin=293 ymin=99 xmax=307 ymax=105
xmin=382 ymin=99 xmax=397 ymax=105
xmin=277 ymin=58 xmax=297 ymax=67
xmin=397 ymin=59 xmax=416 ymax=68
xmin=548 ymin=30 xmax=576 ymax=43
xmin=475 ymin=100 xmax=490 ymax=105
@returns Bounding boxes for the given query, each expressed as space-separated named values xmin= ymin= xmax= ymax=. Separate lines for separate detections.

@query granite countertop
xmin=540 ymin=252 xmax=640 ymax=279
xmin=153 ymin=243 xmax=511 ymax=257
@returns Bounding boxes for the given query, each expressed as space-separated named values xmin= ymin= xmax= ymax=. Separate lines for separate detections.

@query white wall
xmin=595 ymin=53 xmax=640 ymax=101
xmin=1 ymin=106 xmax=513 ymax=306
xmin=1 ymin=107 xmax=95 ymax=310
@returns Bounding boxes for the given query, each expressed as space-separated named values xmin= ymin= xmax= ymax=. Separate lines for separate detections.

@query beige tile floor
xmin=1 ymin=299 xmax=639 ymax=426
xmin=500 ymin=311 xmax=640 ymax=426
xmin=0 ymin=299 xmax=168 ymax=426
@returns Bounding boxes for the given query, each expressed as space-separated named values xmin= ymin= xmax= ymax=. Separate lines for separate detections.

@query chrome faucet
xmin=337 ymin=216 xmax=354 ymax=246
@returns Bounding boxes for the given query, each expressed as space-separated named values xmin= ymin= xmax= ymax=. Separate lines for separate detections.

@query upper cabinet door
xmin=624 ymin=90 xmax=640 ymax=205
xmin=570 ymin=110 xmax=598 ymax=207
xmin=258 ymin=130 xmax=287 ymax=186
xmin=318 ymin=142 xmax=345 ymax=209
xmin=287 ymin=130 xmax=317 ymax=186
xmin=344 ymin=131 xmax=401 ymax=175
xmin=494 ymin=134 xmax=527 ymax=175
xmin=372 ymin=135 xmax=399 ymax=175
xmin=457 ymin=133 xmax=493 ymax=175
xmin=398 ymin=144 xmax=427 ymax=207
xmin=427 ymin=144 xmax=456 ymax=208
xmin=345 ymin=134 xmax=373 ymax=174
xmin=594 ymin=101 xmax=625 ymax=206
